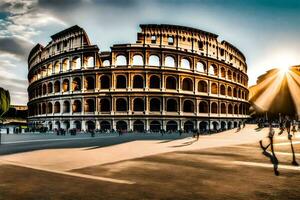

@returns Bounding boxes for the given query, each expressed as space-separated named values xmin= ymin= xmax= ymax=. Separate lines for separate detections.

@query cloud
xmin=0 ymin=36 xmax=33 ymax=59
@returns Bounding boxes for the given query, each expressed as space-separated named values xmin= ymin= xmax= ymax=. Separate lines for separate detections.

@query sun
xmin=278 ymin=65 xmax=290 ymax=74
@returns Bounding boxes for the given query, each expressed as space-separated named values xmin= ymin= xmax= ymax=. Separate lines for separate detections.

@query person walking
xmin=285 ymin=116 xmax=292 ymax=140
xmin=196 ymin=129 xmax=200 ymax=141
xmin=259 ymin=123 xmax=279 ymax=175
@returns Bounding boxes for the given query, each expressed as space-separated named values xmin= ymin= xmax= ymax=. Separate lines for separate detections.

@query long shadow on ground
xmin=0 ymin=134 xmax=189 ymax=156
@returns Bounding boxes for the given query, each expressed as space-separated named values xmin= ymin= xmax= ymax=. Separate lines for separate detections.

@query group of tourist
xmin=259 ymin=116 xmax=298 ymax=175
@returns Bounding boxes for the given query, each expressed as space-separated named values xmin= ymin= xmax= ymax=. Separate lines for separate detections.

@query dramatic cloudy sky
xmin=0 ymin=0 xmax=300 ymax=105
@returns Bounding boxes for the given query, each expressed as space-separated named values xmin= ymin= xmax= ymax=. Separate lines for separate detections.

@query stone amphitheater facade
xmin=27 ymin=24 xmax=250 ymax=132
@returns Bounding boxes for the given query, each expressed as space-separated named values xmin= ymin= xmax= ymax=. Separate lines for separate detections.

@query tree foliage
xmin=0 ymin=87 xmax=10 ymax=118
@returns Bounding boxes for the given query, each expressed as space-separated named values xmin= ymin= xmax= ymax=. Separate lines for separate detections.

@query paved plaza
xmin=0 ymin=125 xmax=300 ymax=200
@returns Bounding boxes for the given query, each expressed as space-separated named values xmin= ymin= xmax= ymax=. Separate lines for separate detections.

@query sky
xmin=0 ymin=0 xmax=300 ymax=105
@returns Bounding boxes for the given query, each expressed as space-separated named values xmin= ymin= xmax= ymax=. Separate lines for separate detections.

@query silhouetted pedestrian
xmin=259 ymin=123 xmax=279 ymax=175
xmin=285 ymin=116 xmax=292 ymax=139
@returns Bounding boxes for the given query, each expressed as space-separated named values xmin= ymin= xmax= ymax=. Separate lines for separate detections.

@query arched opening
xmin=182 ymin=78 xmax=193 ymax=91
xmin=132 ymin=55 xmax=143 ymax=66
xmin=116 ymin=75 xmax=126 ymax=88
xmin=211 ymin=102 xmax=218 ymax=114
xmin=86 ymin=121 xmax=95 ymax=131
xmin=209 ymin=64 xmax=218 ymax=76
xmin=181 ymin=58 xmax=190 ymax=69
xmin=211 ymin=83 xmax=218 ymax=94
xmin=234 ymin=121 xmax=238 ymax=128
xmin=62 ymin=59 xmax=69 ymax=72
xmin=85 ymin=99 xmax=95 ymax=112
xmin=47 ymin=64 xmax=52 ymax=75
xmin=38 ymin=85 xmax=42 ymax=96
xmin=227 ymin=87 xmax=232 ymax=96
xmin=198 ymin=81 xmax=208 ymax=93
xmin=63 ymin=101 xmax=70 ymax=113
xmin=116 ymin=121 xmax=127 ymax=131
xmin=85 ymin=76 xmax=95 ymax=90
xmin=54 ymin=102 xmax=60 ymax=113
xmin=62 ymin=79 xmax=70 ymax=92
xmin=166 ymin=76 xmax=177 ymax=90
xmin=228 ymin=121 xmax=232 ymax=129
xmin=165 ymin=56 xmax=175 ymax=67
xmin=133 ymin=98 xmax=144 ymax=111
xmin=221 ymin=103 xmax=226 ymax=114
xmin=42 ymin=84 xmax=47 ymax=95
xmin=116 ymin=55 xmax=127 ymax=66
xmin=48 ymin=122 xmax=53 ymax=130
xmin=47 ymin=102 xmax=53 ymax=114
xmin=228 ymin=104 xmax=233 ymax=114
xmin=54 ymin=80 xmax=60 ymax=93
xmin=199 ymin=101 xmax=208 ymax=113
xmin=72 ymin=57 xmax=81 ymax=70
xmin=55 ymin=121 xmax=61 ymax=129
xmin=63 ymin=121 xmax=70 ymax=131
xmin=196 ymin=62 xmax=206 ymax=72
xmin=100 ymin=121 xmax=111 ymax=131
xmin=221 ymin=121 xmax=227 ymax=130
xmin=233 ymin=72 xmax=237 ymax=82
xmin=150 ymin=75 xmax=160 ymax=89
xmin=85 ymin=56 xmax=94 ymax=68
xmin=100 ymin=99 xmax=111 ymax=112
xmin=72 ymin=77 xmax=81 ymax=91
xmin=166 ymin=121 xmax=178 ymax=132
xmin=166 ymin=99 xmax=177 ymax=112
xmin=54 ymin=61 xmax=60 ymax=74
xmin=148 ymin=55 xmax=160 ymax=66
xmin=100 ymin=75 xmax=110 ymax=89
xmin=183 ymin=100 xmax=194 ymax=113
xmin=74 ymin=121 xmax=81 ymax=130
xmin=102 ymin=60 xmax=110 ymax=67
xmin=42 ymin=103 xmax=46 ymax=114
xmin=116 ymin=98 xmax=127 ymax=111
xmin=212 ymin=121 xmax=219 ymax=131
xmin=227 ymin=70 xmax=232 ymax=80
xmin=133 ymin=120 xmax=144 ymax=132
xmin=233 ymin=88 xmax=237 ymax=97
xmin=47 ymin=82 xmax=53 ymax=93
xmin=133 ymin=75 xmax=144 ymax=88
xmin=150 ymin=121 xmax=161 ymax=132
xmin=199 ymin=121 xmax=208 ymax=132
xmin=184 ymin=121 xmax=194 ymax=132
xmin=220 ymin=67 xmax=226 ymax=78
xmin=220 ymin=85 xmax=226 ymax=95
xmin=150 ymin=98 xmax=161 ymax=111
xmin=239 ymin=104 xmax=243 ymax=115
xmin=234 ymin=104 xmax=238 ymax=114
xmin=73 ymin=100 xmax=82 ymax=113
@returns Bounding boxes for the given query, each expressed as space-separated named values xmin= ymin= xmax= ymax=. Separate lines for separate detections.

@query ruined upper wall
xmin=137 ymin=24 xmax=247 ymax=72
xmin=28 ymin=25 xmax=92 ymax=69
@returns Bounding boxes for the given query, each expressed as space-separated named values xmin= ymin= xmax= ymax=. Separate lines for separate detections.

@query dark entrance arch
xmin=116 ymin=121 xmax=127 ymax=131
xmin=133 ymin=120 xmax=144 ymax=132
xmin=100 ymin=121 xmax=111 ymax=131
xmin=166 ymin=121 xmax=178 ymax=132
xmin=199 ymin=121 xmax=208 ymax=132
xmin=150 ymin=121 xmax=161 ymax=132
xmin=184 ymin=121 xmax=194 ymax=132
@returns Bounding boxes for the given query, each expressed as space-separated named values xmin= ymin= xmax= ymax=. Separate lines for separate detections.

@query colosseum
xmin=27 ymin=24 xmax=250 ymax=133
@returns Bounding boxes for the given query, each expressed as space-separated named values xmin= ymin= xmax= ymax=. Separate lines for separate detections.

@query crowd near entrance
xmin=29 ymin=119 xmax=245 ymax=136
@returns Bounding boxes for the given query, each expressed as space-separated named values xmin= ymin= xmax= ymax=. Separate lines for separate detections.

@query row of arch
xmin=44 ymin=119 xmax=242 ymax=132
xmin=30 ymin=54 xmax=247 ymax=86
xmin=29 ymin=98 xmax=249 ymax=116
xmin=29 ymin=75 xmax=248 ymax=100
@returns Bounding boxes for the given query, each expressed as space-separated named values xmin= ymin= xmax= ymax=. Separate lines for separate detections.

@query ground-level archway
xmin=116 ymin=121 xmax=127 ymax=131
xmin=133 ymin=120 xmax=144 ymax=132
